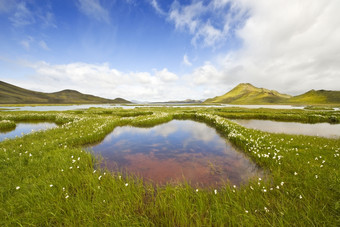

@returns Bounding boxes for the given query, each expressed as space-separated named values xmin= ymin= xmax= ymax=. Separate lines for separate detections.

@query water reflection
xmin=0 ymin=104 xmax=307 ymax=111
xmin=89 ymin=120 xmax=263 ymax=187
xmin=0 ymin=122 xmax=57 ymax=142
xmin=233 ymin=119 xmax=340 ymax=138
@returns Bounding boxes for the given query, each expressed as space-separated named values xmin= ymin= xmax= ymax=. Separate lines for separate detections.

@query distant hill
xmin=204 ymin=83 xmax=292 ymax=104
xmin=162 ymin=99 xmax=203 ymax=104
xmin=287 ymin=89 xmax=340 ymax=104
xmin=204 ymin=83 xmax=340 ymax=105
xmin=0 ymin=81 xmax=130 ymax=104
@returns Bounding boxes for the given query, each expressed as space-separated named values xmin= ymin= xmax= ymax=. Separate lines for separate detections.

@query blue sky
xmin=1 ymin=0 xmax=339 ymax=101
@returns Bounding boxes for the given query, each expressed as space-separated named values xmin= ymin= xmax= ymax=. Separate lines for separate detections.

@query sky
xmin=0 ymin=0 xmax=339 ymax=102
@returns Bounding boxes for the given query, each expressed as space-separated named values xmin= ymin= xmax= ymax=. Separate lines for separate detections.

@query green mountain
xmin=287 ymin=89 xmax=340 ymax=104
xmin=204 ymin=83 xmax=292 ymax=104
xmin=0 ymin=81 xmax=130 ymax=104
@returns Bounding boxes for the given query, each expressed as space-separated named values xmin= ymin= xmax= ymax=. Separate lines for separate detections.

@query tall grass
xmin=0 ymin=108 xmax=339 ymax=225
xmin=0 ymin=120 xmax=16 ymax=131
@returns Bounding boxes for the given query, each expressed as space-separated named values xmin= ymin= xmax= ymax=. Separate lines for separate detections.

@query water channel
xmin=0 ymin=122 xmax=57 ymax=142
xmin=233 ymin=119 xmax=340 ymax=138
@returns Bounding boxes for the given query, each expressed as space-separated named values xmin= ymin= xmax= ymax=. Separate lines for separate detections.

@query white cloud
xmin=154 ymin=68 xmax=178 ymax=82
xmin=39 ymin=40 xmax=50 ymax=51
xmin=169 ymin=1 xmax=204 ymax=34
xmin=20 ymin=36 xmax=34 ymax=51
xmin=9 ymin=2 xmax=35 ymax=26
xmin=10 ymin=61 xmax=191 ymax=101
xmin=150 ymin=0 xmax=165 ymax=15
xmin=182 ymin=54 xmax=192 ymax=66
xmin=166 ymin=0 xmax=247 ymax=47
xmin=2 ymin=0 xmax=56 ymax=28
xmin=77 ymin=0 xmax=110 ymax=23
xmin=39 ymin=11 xmax=57 ymax=28
xmin=191 ymin=62 xmax=221 ymax=85
xmin=188 ymin=0 xmax=340 ymax=96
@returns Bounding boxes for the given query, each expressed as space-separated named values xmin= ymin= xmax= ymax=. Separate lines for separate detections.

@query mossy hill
xmin=204 ymin=83 xmax=292 ymax=104
xmin=0 ymin=81 xmax=130 ymax=104
xmin=205 ymin=83 xmax=340 ymax=105
xmin=287 ymin=89 xmax=340 ymax=104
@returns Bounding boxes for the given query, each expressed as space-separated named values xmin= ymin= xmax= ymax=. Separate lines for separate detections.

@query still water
xmin=89 ymin=120 xmax=263 ymax=187
xmin=0 ymin=122 xmax=57 ymax=142
xmin=0 ymin=104 xmax=306 ymax=111
xmin=233 ymin=119 xmax=340 ymax=138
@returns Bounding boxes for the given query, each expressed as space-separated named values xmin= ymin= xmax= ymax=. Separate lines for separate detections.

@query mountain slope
xmin=0 ymin=81 xmax=130 ymax=104
xmin=287 ymin=89 xmax=340 ymax=104
xmin=204 ymin=83 xmax=292 ymax=104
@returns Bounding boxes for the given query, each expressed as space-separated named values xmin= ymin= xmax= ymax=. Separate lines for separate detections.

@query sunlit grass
xmin=0 ymin=108 xmax=339 ymax=225
xmin=0 ymin=120 xmax=16 ymax=131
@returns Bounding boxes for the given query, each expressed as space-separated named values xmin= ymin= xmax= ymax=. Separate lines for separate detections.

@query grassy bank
xmin=0 ymin=108 xmax=339 ymax=226
xmin=207 ymin=107 xmax=340 ymax=123
xmin=0 ymin=120 xmax=16 ymax=132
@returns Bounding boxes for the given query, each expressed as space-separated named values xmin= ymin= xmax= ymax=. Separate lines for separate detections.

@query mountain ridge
xmin=205 ymin=83 xmax=292 ymax=104
xmin=0 ymin=81 xmax=130 ymax=104
xmin=204 ymin=83 xmax=340 ymax=105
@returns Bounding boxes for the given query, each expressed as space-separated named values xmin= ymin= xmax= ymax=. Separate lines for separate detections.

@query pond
xmin=0 ymin=122 xmax=57 ymax=142
xmin=233 ymin=119 xmax=340 ymax=138
xmin=88 ymin=120 xmax=263 ymax=187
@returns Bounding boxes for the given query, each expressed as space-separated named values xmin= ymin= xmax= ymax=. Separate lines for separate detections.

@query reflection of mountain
xmin=111 ymin=120 xmax=219 ymax=142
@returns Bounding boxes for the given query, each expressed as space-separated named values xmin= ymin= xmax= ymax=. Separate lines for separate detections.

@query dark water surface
xmin=89 ymin=120 xmax=263 ymax=187
xmin=0 ymin=122 xmax=57 ymax=142
xmin=233 ymin=119 xmax=340 ymax=138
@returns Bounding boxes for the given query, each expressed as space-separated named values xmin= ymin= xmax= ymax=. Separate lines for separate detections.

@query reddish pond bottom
xmin=89 ymin=120 xmax=264 ymax=187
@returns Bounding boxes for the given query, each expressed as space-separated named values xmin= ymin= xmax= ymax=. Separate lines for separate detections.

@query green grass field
xmin=0 ymin=107 xmax=339 ymax=226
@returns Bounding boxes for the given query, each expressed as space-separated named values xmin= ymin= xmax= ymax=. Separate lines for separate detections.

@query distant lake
xmin=233 ymin=119 xmax=340 ymax=138
xmin=88 ymin=120 xmax=264 ymax=187
xmin=0 ymin=122 xmax=57 ymax=142
xmin=0 ymin=104 xmax=307 ymax=111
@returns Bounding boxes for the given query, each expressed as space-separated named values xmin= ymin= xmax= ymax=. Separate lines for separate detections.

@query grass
xmin=0 ymin=107 xmax=339 ymax=225
xmin=0 ymin=120 xmax=16 ymax=132
xmin=207 ymin=107 xmax=340 ymax=124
